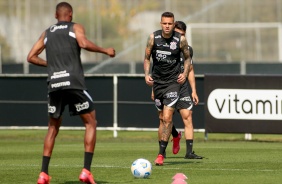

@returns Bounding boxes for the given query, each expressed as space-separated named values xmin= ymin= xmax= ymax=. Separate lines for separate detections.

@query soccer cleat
xmin=79 ymin=168 xmax=96 ymax=184
xmin=37 ymin=172 xmax=51 ymax=184
xmin=154 ymin=154 xmax=164 ymax=166
xmin=172 ymin=131 xmax=182 ymax=154
xmin=184 ymin=151 xmax=203 ymax=159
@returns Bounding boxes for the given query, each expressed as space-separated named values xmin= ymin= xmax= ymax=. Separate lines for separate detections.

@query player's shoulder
xmin=153 ymin=30 xmax=162 ymax=34
xmin=173 ymin=30 xmax=182 ymax=37
xmin=188 ymin=45 xmax=193 ymax=51
xmin=153 ymin=30 xmax=162 ymax=38
xmin=188 ymin=45 xmax=193 ymax=58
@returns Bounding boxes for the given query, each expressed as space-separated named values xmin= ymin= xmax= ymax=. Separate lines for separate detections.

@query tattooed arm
xmin=177 ymin=35 xmax=191 ymax=84
xmin=144 ymin=34 xmax=154 ymax=86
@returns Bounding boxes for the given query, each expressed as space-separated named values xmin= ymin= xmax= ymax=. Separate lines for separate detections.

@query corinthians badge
xmin=170 ymin=41 xmax=177 ymax=50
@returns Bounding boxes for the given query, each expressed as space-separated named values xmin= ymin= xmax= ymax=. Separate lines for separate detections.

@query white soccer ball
xmin=131 ymin=158 xmax=152 ymax=178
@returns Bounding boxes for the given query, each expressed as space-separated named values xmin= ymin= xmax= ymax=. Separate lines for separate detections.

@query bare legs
xmin=179 ymin=109 xmax=193 ymax=140
xmin=80 ymin=110 xmax=97 ymax=153
xmin=43 ymin=117 xmax=62 ymax=156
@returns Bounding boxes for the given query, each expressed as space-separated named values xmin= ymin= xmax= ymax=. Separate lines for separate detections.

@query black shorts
xmin=48 ymin=89 xmax=95 ymax=118
xmin=153 ymin=82 xmax=180 ymax=111
xmin=175 ymin=81 xmax=193 ymax=111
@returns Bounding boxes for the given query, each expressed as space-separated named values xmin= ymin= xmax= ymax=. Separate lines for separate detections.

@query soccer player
xmin=27 ymin=2 xmax=115 ymax=184
xmin=174 ymin=21 xmax=203 ymax=159
xmin=144 ymin=12 xmax=191 ymax=165
xmin=151 ymin=21 xmax=202 ymax=158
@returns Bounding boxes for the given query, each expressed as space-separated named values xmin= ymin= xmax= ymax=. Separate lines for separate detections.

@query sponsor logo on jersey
xmin=155 ymin=35 xmax=161 ymax=39
xmin=51 ymin=81 xmax=71 ymax=88
xmin=75 ymin=101 xmax=89 ymax=112
xmin=48 ymin=104 xmax=56 ymax=113
xmin=156 ymin=50 xmax=176 ymax=63
xmin=50 ymin=24 xmax=68 ymax=32
xmin=156 ymin=43 xmax=170 ymax=47
xmin=156 ymin=50 xmax=171 ymax=55
xmin=51 ymin=70 xmax=70 ymax=79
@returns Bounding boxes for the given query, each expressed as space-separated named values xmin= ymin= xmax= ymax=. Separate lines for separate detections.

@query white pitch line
xmin=0 ymin=164 xmax=276 ymax=172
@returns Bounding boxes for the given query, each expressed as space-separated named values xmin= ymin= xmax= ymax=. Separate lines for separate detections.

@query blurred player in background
xmin=144 ymin=12 xmax=191 ymax=166
xmin=27 ymin=2 xmax=115 ymax=184
xmin=174 ymin=20 xmax=203 ymax=159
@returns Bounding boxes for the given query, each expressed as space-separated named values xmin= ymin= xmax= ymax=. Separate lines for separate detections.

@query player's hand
xmin=192 ymin=92 xmax=199 ymax=105
xmin=177 ymin=73 xmax=186 ymax=84
xmin=145 ymin=75 xmax=154 ymax=86
xmin=106 ymin=48 xmax=115 ymax=57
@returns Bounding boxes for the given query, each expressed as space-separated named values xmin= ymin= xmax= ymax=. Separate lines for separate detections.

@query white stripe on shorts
xmin=83 ymin=90 xmax=93 ymax=102
xmin=167 ymin=97 xmax=179 ymax=107
xmin=187 ymin=104 xmax=193 ymax=110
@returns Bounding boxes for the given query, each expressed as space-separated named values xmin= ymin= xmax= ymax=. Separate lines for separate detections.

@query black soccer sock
xmin=159 ymin=140 xmax=168 ymax=156
xmin=41 ymin=156 xmax=51 ymax=174
xmin=186 ymin=139 xmax=193 ymax=154
xmin=171 ymin=124 xmax=178 ymax=138
xmin=84 ymin=152 xmax=94 ymax=171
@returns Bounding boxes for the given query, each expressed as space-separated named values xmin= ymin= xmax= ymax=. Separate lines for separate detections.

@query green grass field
xmin=0 ymin=130 xmax=281 ymax=184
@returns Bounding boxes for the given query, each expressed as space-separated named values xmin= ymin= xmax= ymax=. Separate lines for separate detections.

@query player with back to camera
xmin=151 ymin=21 xmax=203 ymax=159
xmin=144 ymin=12 xmax=191 ymax=166
xmin=27 ymin=2 xmax=115 ymax=184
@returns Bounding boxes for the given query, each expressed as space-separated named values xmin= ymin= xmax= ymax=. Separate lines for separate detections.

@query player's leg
xmin=154 ymin=83 xmax=178 ymax=165
xmin=179 ymin=109 xmax=203 ymax=159
xmin=38 ymin=117 xmax=62 ymax=184
xmin=68 ymin=89 xmax=97 ymax=184
xmin=155 ymin=105 xmax=174 ymax=165
xmin=171 ymin=124 xmax=179 ymax=138
xmin=38 ymin=91 xmax=64 ymax=184
xmin=157 ymin=110 xmax=164 ymax=156
xmin=79 ymin=110 xmax=97 ymax=184
xmin=179 ymin=109 xmax=193 ymax=152
xmin=171 ymin=123 xmax=182 ymax=154
xmin=80 ymin=110 xmax=97 ymax=168
xmin=43 ymin=117 xmax=62 ymax=157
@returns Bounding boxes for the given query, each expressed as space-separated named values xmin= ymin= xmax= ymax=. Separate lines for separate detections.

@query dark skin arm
xmin=73 ymin=23 xmax=115 ymax=57
xmin=26 ymin=31 xmax=47 ymax=67
xmin=27 ymin=23 xmax=115 ymax=66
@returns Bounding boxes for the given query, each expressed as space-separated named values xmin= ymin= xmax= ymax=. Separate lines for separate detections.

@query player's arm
xmin=151 ymin=88 xmax=154 ymax=101
xmin=144 ymin=34 xmax=154 ymax=86
xmin=188 ymin=65 xmax=199 ymax=105
xmin=73 ymin=23 xmax=115 ymax=57
xmin=180 ymin=36 xmax=191 ymax=78
xmin=27 ymin=31 xmax=47 ymax=67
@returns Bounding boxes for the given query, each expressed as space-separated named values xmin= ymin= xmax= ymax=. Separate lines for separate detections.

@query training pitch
xmin=0 ymin=130 xmax=281 ymax=184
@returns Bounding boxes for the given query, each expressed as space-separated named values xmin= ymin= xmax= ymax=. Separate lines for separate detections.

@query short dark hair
xmin=175 ymin=21 xmax=187 ymax=32
xmin=161 ymin=12 xmax=174 ymax=19
xmin=56 ymin=2 xmax=73 ymax=12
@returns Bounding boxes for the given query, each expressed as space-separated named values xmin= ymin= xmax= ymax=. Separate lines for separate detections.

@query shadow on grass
xmin=164 ymin=160 xmax=203 ymax=166
xmin=166 ymin=156 xmax=207 ymax=159
xmin=63 ymin=181 xmax=110 ymax=184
